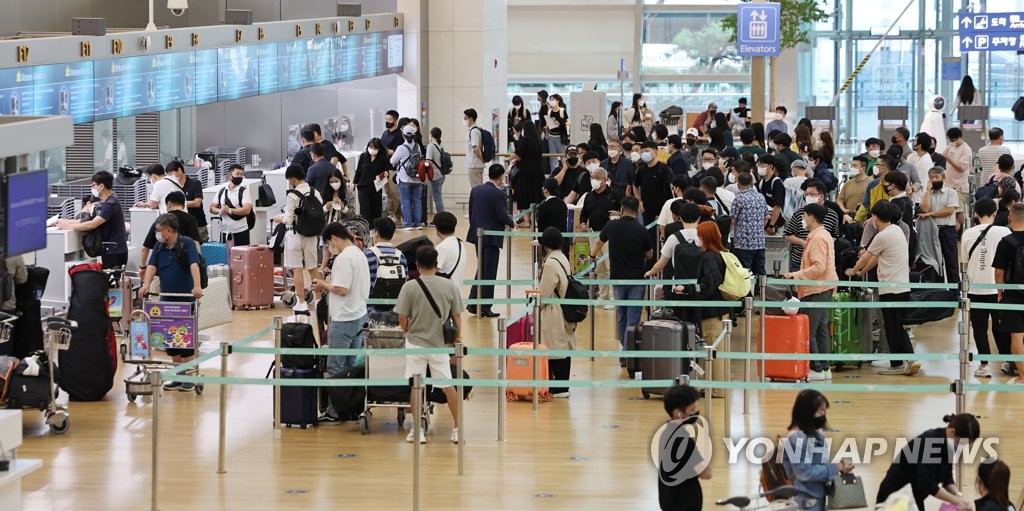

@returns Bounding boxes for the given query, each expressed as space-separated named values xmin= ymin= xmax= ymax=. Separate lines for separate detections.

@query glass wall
xmin=640 ymin=12 xmax=751 ymax=75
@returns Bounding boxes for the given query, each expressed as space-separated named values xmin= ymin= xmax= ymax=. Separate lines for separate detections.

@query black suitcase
xmin=903 ymin=289 xmax=958 ymax=326
xmin=279 ymin=366 xmax=318 ymax=428
xmin=627 ymin=320 xmax=701 ymax=399
xmin=7 ymin=373 xmax=55 ymax=410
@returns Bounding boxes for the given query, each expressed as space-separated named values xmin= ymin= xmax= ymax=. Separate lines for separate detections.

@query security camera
xmin=168 ymin=0 xmax=188 ymax=16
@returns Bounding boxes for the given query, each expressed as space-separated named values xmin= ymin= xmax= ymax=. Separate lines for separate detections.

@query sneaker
xmin=1008 ymin=377 xmax=1024 ymax=385
xmin=400 ymin=226 xmax=414 ymax=232
xmin=807 ymin=371 xmax=827 ymax=382
xmin=162 ymin=381 xmax=182 ymax=391
xmin=406 ymin=430 xmax=427 ymax=443
xmin=974 ymin=365 xmax=992 ymax=378
xmin=823 ymin=370 xmax=833 ymax=380
xmin=552 ymin=392 xmax=570 ymax=398
xmin=878 ymin=364 xmax=908 ymax=375
xmin=415 ymin=225 xmax=424 ymax=230
xmin=904 ymin=361 xmax=922 ymax=376
xmin=870 ymin=359 xmax=891 ymax=369
xmin=602 ymin=305 xmax=615 ymax=310
xmin=179 ymin=382 xmax=195 ymax=392
xmin=318 ymin=413 xmax=342 ymax=425
xmin=1001 ymin=362 xmax=1019 ymax=376
xmin=450 ymin=428 xmax=459 ymax=444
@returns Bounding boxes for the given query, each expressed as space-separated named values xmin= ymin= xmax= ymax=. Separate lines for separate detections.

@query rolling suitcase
xmin=627 ymin=320 xmax=699 ymax=399
xmin=202 ymin=242 xmax=229 ymax=266
xmin=506 ymin=313 xmax=534 ymax=348
xmin=230 ymin=245 xmax=274 ymax=309
xmin=758 ymin=314 xmax=810 ymax=381
xmin=279 ymin=366 xmax=318 ymax=428
xmin=830 ymin=292 xmax=862 ymax=369
xmin=505 ymin=341 xmax=552 ymax=402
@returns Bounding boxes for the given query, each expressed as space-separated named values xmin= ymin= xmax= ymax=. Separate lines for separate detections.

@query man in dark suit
xmin=535 ymin=177 xmax=569 ymax=257
xmin=466 ymin=164 xmax=516 ymax=317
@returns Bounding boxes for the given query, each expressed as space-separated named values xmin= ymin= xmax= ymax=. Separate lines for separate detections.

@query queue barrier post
xmin=723 ymin=318 xmax=733 ymax=439
xmin=743 ymin=296 xmax=753 ymax=416
xmin=758 ymin=274 xmax=768 ymax=384
xmin=412 ymin=373 xmax=424 ymax=511
xmin=149 ymin=370 xmax=161 ymax=511
xmin=217 ymin=341 xmax=231 ymax=475
xmin=273 ymin=316 xmax=283 ymax=430
xmin=455 ymin=342 xmax=466 ymax=476
xmin=476 ymin=227 xmax=484 ymax=319
xmin=497 ymin=318 xmax=507 ymax=442
xmin=532 ymin=295 xmax=542 ymax=412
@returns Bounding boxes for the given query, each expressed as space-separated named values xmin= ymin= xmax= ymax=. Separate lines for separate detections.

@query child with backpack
xmin=656 ymin=384 xmax=711 ymax=511
xmin=272 ymin=164 xmax=326 ymax=313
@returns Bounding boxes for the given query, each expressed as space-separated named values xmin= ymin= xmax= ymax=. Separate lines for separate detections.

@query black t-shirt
xmin=558 ymin=166 xmax=585 ymax=198
xmin=824 ymin=200 xmax=845 ymax=224
xmin=633 ymin=162 xmax=674 ymax=219
xmin=600 ymin=217 xmax=652 ymax=279
xmin=993 ymin=231 xmax=1024 ymax=302
xmin=758 ymin=176 xmax=786 ymax=226
xmin=143 ymin=210 xmax=201 ymax=250
xmin=581 ymin=187 xmax=623 ymax=232
xmin=291 ymin=147 xmax=313 ymax=171
xmin=891 ymin=196 xmax=915 ymax=227
xmin=320 ymin=138 xmax=346 ymax=165
xmin=183 ymin=177 xmax=207 ymax=227
xmin=380 ymin=129 xmax=403 ymax=152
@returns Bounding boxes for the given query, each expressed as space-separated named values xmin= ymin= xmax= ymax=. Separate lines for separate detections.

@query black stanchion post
xmin=589 ymin=265 xmax=596 ymax=362
xmin=455 ymin=342 xmax=465 ymax=476
xmin=273 ymin=316 xmax=283 ymax=430
xmin=956 ymin=263 xmax=970 ymax=492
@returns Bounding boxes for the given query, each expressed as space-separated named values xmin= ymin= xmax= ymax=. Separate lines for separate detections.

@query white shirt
xmin=657 ymin=197 xmax=684 ymax=227
xmin=713 ymin=187 xmax=736 ymax=212
xmin=390 ymin=141 xmax=423 ymax=184
xmin=960 ymin=222 xmax=1012 ymax=296
xmin=783 ymin=176 xmax=807 ymax=193
xmin=216 ymin=184 xmax=253 ymax=235
xmin=330 ymin=245 xmax=371 ymax=321
xmin=282 ymin=182 xmax=322 ymax=228
xmin=660 ymin=227 xmax=698 ymax=267
xmin=149 ymin=177 xmax=183 ymax=214
xmin=436 ymin=236 xmax=468 ymax=285
xmin=906 ymin=151 xmax=934 ymax=203
xmin=466 ymin=126 xmax=483 ymax=168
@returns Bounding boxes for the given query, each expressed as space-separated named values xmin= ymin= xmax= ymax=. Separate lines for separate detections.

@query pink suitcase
xmin=230 ymin=245 xmax=275 ymax=309
xmin=506 ymin=313 xmax=534 ymax=348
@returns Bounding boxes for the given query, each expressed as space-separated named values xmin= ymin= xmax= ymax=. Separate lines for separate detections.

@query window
xmin=641 ymin=12 xmax=751 ymax=75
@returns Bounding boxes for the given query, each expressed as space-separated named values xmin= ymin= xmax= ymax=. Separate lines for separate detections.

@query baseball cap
xmin=720 ymin=147 xmax=739 ymax=160
xmin=685 ymin=128 xmax=700 ymax=138
xmin=402 ymin=125 xmax=417 ymax=136
xmin=791 ymin=159 xmax=809 ymax=169
xmin=708 ymin=102 xmax=718 ymax=110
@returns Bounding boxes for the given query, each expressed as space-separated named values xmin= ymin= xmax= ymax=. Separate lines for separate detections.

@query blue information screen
xmin=257 ymin=43 xmax=279 ymax=95
xmin=217 ymin=44 xmax=259 ymax=101
xmin=6 ymin=170 xmax=48 ymax=256
xmin=1 ymin=68 xmax=38 ymax=116
xmin=306 ymin=38 xmax=332 ymax=87
xmin=361 ymin=33 xmax=383 ymax=78
xmin=32 ymin=62 xmax=95 ymax=123
xmin=192 ymin=49 xmax=219 ymax=106
xmin=93 ymin=57 xmax=142 ymax=121
xmin=149 ymin=52 xmax=196 ymax=112
xmin=278 ymin=40 xmax=312 ymax=91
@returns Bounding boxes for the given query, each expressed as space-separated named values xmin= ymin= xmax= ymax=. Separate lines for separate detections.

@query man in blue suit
xmin=466 ymin=164 xmax=515 ymax=317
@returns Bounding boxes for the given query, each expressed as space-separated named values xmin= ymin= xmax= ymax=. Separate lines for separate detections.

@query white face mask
xmin=868 ymin=149 xmax=880 ymax=158
xmin=849 ymin=166 xmax=861 ymax=175
xmin=590 ymin=179 xmax=603 ymax=190
xmin=801 ymin=219 xmax=809 ymax=231
xmin=638 ymin=100 xmax=645 ymax=108
xmin=327 ymin=243 xmax=341 ymax=256
xmin=629 ymin=152 xmax=641 ymax=163
xmin=727 ymin=172 xmax=736 ymax=184
xmin=91 ymin=187 xmax=101 ymax=199
xmin=701 ymin=162 xmax=714 ymax=171
xmin=330 ymin=181 xmax=342 ymax=190
xmin=757 ymin=166 xmax=767 ymax=177
xmin=608 ymin=149 xmax=620 ymax=159
xmin=774 ymin=112 xmax=784 ymax=121
xmin=549 ymin=100 xmax=558 ymax=108
xmin=586 ymin=162 xmax=600 ymax=173
xmin=368 ymin=148 xmax=379 ymax=156
xmin=805 ymin=196 xmax=819 ymax=205
xmin=155 ymin=231 xmax=165 ymax=244
xmin=463 ymin=119 xmax=469 ymax=127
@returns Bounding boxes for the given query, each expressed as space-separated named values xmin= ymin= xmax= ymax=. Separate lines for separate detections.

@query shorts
xmin=283 ymin=231 xmax=319 ymax=270
xmin=958 ymin=192 xmax=969 ymax=211
xmin=996 ymin=295 xmax=1024 ymax=333
xmin=404 ymin=341 xmax=452 ymax=388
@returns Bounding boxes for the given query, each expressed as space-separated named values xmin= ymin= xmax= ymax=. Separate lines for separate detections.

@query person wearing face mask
xmin=692 ymin=149 xmax=718 ymax=184
xmin=772 ymin=133 xmax=800 ymax=178
xmin=891 ymin=127 xmax=912 ymax=159
xmin=353 ymin=138 xmax=389 ymax=222
xmin=210 ymin=164 xmax=254 ymax=247
xmin=463 ymin=108 xmax=487 ymax=190
xmin=607 ymin=101 xmax=623 ymax=141
xmin=535 ymin=90 xmax=550 ymax=134
xmin=919 ymin=167 xmax=961 ymax=283
xmin=603 ymin=140 xmax=635 ymax=197
xmin=882 ymin=171 xmax=914 ymax=227
xmin=765 ymin=106 xmax=789 ymax=139
xmin=380 ymin=109 xmax=403 ymax=153
xmin=781 ymin=390 xmax=854 ymax=511
xmin=305 ymin=142 xmax=335 ymax=193
xmin=859 ymin=137 xmax=885 ymax=174
xmin=783 ymin=204 xmax=838 ymax=381
xmin=623 ymin=93 xmax=654 ymax=137
xmin=537 ymin=226 xmax=577 ymax=397
xmin=876 ymin=413 xmax=980 ymax=511
xmin=466 ymin=164 xmax=516 ymax=318
xmin=784 ymin=182 xmax=840 ymax=273
xmin=318 ymin=169 xmax=356 ymax=268
xmin=724 ymin=160 xmax=749 ymax=194
xmin=534 ymin=178 xmax=569 ymax=256
xmin=56 ymin=170 xmax=129 ymax=269
xmin=853 ymin=154 xmax=896 ymax=224
xmin=563 ymin=151 xmax=605 ymax=205
xmin=942 ymin=127 xmax=973 ymax=221
xmin=657 ymin=384 xmax=712 ymax=511
xmin=580 ymin=167 xmax=623 ymax=302
xmin=665 ymin=135 xmax=690 ymax=179
xmin=632 ymin=141 xmax=675 ymax=226
xmin=390 ymin=124 xmax=426 ymax=231
xmin=974 ymin=460 xmax=1014 ymax=511
xmin=138 ymin=192 xmax=201 ymax=280
xmin=507 ymin=121 xmax=545 ymax=224
xmin=506 ymin=95 xmax=531 ymax=150
xmin=755 ymin=154 xmax=786 ymax=234
xmin=905 ymin=132 xmax=935 ymax=204
xmin=545 ymin=95 xmax=570 ymax=172
xmin=692 ymin=102 xmax=718 ymax=135
xmin=837 ymin=155 xmax=871 ymax=219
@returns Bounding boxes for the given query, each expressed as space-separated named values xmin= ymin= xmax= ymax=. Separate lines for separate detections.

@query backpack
xmin=814 ymin=165 xmax=839 ymax=192
xmin=399 ymin=142 xmax=424 ymax=179
xmin=78 ymin=211 xmax=106 ymax=258
xmin=1013 ymin=96 xmax=1024 ymax=122
xmin=174 ymin=236 xmax=208 ymax=289
xmin=280 ymin=322 xmax=317 ymax=369
xmin=472 ymin=126 xmax=496 ymax=163
xmin=1003 ymin=236 xmax=1024 ymax=285
xmin=433 ymin=142 xmax=454 ymax=176
xmin=368 ymin=246 xmax=407 ymax=310
xmin=781 ymin=183 xmax=803 ymax=223
xmin=287 ymin=188 xmax=326 ymax=237
xmin=719 ymin=250 xmax=753 ymax=300
xmin=672 ymin=232 xmax=702 ymax=280
xmin=975 ymin=175 xmax=1000 ymax=201
xmin=219 ymin=186 xmax=256 ymax=231
xmin=553 ymin=260 xmax=588 ymax=323
xmin=759 ymin=434 xmax=794 ymax=501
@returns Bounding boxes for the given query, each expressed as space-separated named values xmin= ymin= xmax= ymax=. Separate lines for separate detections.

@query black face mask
xmin=813 ymin=415 xmax=827 ymax=429
xmin=230 ymin=176 xmax=243 ymax=186
xmin=681 ymin=410 xmax=701 ymax=424
xmin=932 ymin=181 xmax=944 ymax=191
xmin=891 ymin=136 xmax=898 ymax=145
xmin=567 ymin=157 xmax=579 ymax=166
xmin=686 ymin=138 xmax=696 ymax=146
xmin=385 ymin=121 xmax=395 ymax=130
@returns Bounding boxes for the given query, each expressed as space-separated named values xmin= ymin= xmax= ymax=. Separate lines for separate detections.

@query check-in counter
xmin=39 ymin=228 xmax=89 ymax=309
xmin=127 ymin=207 xmax=159 ymax=271
xmin=202 ymin=180 xmax=272 ymax=245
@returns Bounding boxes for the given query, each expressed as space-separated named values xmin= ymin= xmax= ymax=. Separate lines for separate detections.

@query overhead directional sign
xmin=736 ymin=2 xmax=781 ymax=57
xmin=958 ymin=12 xmax=1024 ymax=52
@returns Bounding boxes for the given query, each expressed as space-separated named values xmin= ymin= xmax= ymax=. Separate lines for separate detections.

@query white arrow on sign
xmin=961 ymin=17 xmax=972 ymax=28
xmin=963 ymin=36 xmax=973 ymax=48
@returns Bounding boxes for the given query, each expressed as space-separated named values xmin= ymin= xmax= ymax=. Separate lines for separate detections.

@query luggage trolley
xmin=358 ymin=326 xmax=434 ymax=435
xmin=20 ymin=316 xmax=74 ymax=434
xmin=120 ymin=293 xmax=205 ymax=402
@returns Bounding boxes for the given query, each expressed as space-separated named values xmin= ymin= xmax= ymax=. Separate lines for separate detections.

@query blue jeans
xmin=326 ymin=317 xmax=366 ymax=378
xmin=430 ymin=176 xmax=445 ymax=213
xmin=399 ymin=181 xmax=424 ymax=227
xmin=733 ymin=247 xmax=766 ymax=275
xmin=614 ymin=285 xmax=646 ymax=352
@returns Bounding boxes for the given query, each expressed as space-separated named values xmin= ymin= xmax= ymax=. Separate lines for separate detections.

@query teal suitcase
xmin=830 ymin=291 xmax=862 ymax=369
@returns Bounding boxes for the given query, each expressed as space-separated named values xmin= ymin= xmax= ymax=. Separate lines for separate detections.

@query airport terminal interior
xmin=0 ymin=0 xmax=1023 ymax=510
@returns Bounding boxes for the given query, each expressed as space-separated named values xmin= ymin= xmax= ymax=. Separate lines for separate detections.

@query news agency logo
xmin=650 ymin=415 xmax=713 ymax=486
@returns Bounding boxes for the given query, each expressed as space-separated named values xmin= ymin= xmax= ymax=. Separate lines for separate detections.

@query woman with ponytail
xmin=976 ymin=459 xmax=1014 ymax=511
xmin=876 ymin=413 xmax=980 ymax=511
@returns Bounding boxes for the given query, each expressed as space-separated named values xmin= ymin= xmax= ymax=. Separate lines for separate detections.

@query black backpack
xmin=78 ymin=211 xmax=106 ymax=258
xmin=1013 ymin=96 xmax=1024 ymax=122
xmin=174 ymin=236 xmax=208 ymax=289
xmin=1004 ymin=237 xmax=1024 ymax=285
xmin=399 ymin=142 xmax=424 ymax=178
xmin=472 ymin=126 xmax=496 ymax=163
xmin=287 ymin=188 xmax=326 ymax=237
xmin=433 ymin=143 xmax=454 ymax=176
xmin=280 ymin=322 xmax=317 ymax=369
xmin=219 ymin=186 xmax=257 ymax=231
xmin=672 ymin=232 xmax=702 ymax=280
xmin=553 ymin=260 xmax=588 ymax=323
xmin=0 ymin=261 xmax=12 ymax=305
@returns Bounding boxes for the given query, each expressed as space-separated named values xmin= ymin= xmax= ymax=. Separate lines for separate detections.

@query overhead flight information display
xmin=1 ymin=68 xmax=39 ymax=117
xmin=32 ymin=62 xmax=95 ymax=123
xmin=218 ymin=45 xmax=259 ymax=101
xmin=257 ymin=43 xmax=280 ymax=95
xmin=193 ymin=49 xmax=219 ymax=106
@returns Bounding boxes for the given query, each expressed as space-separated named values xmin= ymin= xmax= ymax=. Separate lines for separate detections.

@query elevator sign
xmin=958 ymin=12 xmax=1024 ymax=52
xmin=736 ymin=3 xmax=781 ymax=57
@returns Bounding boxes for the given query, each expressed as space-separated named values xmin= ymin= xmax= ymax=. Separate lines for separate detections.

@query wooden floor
xmin=18 ymin=225 xmax=1024 ymax=511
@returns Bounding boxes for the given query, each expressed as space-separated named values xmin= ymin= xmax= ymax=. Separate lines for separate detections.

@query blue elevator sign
xmin=736 ymin=3 xmax=781 ymax=57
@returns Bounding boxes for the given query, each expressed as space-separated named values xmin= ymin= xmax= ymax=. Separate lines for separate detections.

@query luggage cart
xmin=358 ymin=326 xmax=434 ymax=435
xmin=121 ymin=293 xmax=205 ymax=402
xmin=25 ymin=316 xmax=74 ymax=434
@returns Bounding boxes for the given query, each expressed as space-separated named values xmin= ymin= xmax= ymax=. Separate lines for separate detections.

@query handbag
xmin=827 ymin=473 xmax=868 ymax=510
xmin=414 ymin=278 xmax=458 ymax=346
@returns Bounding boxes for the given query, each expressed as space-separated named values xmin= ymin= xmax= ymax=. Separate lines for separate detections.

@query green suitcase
xmin=830 ymin=291 xmax=862 ymax=369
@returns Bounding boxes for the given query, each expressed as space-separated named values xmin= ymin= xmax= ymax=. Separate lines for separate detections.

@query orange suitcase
xmin=758 ymin=314 xmax=811 ymax=382
xmin=505 ymin=341 xmax=552 ymax=402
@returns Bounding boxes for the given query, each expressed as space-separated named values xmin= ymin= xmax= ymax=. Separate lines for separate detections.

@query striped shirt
xmin=976 ymin=144 xmax=1012 ymax=184
xmin=364 ymin=243 xmax=408 ymax=289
